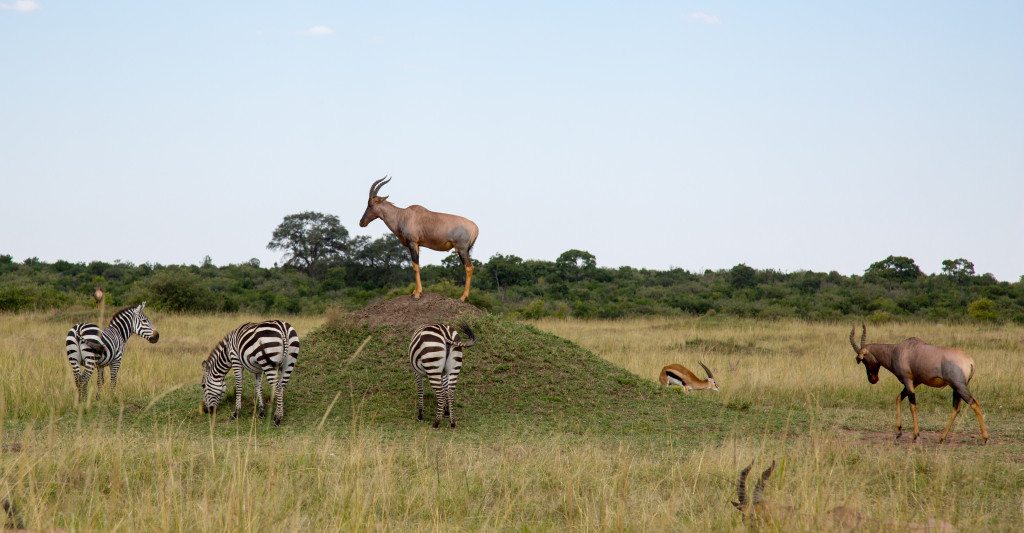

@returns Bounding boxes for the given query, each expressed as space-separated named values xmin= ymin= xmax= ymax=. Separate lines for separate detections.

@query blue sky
xmin=2 ymin=1 xmax=1022 ymax=279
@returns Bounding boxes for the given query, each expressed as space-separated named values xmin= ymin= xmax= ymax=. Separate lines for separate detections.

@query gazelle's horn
xmin=752 ymin=460 xmax=776 ymax=506
xmin=698 ymin=361 xmax=714 ymax=379
xmin=368 ymin=175 xmax=392 ymax=198
xmin=732 ymin=460 xmax=753 ymax=511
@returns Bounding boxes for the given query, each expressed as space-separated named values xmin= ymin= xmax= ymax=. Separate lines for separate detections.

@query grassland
xmin=2 ymin=310 xmax=1023 ymax=531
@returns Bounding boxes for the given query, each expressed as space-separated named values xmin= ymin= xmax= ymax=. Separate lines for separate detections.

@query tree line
xmin=2 ymin=211 xmax=1022 ymax=323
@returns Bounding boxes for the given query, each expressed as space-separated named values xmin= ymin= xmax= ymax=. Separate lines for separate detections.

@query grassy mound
xmin=143 ymin=297 xmax=782 ymax=436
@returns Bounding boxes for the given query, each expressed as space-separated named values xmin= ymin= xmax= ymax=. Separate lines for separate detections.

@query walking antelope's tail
xmin=455 ymin=323 xmax=476 ymax=349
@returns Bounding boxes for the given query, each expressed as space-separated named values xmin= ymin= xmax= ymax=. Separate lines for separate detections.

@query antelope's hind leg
xmin=939 ymin=392 xmax=963 ymax=444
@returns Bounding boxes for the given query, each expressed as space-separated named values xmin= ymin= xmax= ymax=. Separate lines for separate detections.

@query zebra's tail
xmin=455 ymin=323 xmax=476 ymax=349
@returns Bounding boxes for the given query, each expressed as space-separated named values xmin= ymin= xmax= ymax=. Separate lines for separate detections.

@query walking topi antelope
xmin=359 ymin=176 xmax=480 ymax=301
xmin=658 ymin=362 xmax=719 ymax=392
xmin=848 ymin=324 xmax=989 ymax=443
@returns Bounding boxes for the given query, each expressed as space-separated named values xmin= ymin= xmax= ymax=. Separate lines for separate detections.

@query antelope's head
xmin=849 ymin=324 xmax=880 ymax=384
xmin=359 ymin=175 xmax=391 ymax=227
xmin=699 ymin=361 xmax=719 ymax=391
xmin=133 ymin=302 xmax=159 ymax=344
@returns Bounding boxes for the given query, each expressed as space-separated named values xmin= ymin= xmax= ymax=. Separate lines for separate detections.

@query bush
xmin=967 ymin=298 xmax=998 ymax=322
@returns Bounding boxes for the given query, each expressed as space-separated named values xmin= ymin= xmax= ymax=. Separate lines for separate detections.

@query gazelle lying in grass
xmin=658 ymin=362 xmax=718 ymax=392
xmin=732 ymin=460 xmax=954 ymax=531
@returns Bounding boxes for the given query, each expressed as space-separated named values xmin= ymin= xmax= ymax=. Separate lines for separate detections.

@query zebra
xmin=200 ymin=320 xmax=299 ymax=425
xmin=409 ymin=323 xmax=476 ymax=428
xmin=65 ymin=302 xmax=159 ymax=401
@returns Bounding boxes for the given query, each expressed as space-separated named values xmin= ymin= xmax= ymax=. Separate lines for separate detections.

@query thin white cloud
xmin=688 ymin=11 xmax=720 ymax=25
xmin=0 ymin=0 xmax=40 ymax=12
xmin=300 ymin=25 xmax=334 ymax=37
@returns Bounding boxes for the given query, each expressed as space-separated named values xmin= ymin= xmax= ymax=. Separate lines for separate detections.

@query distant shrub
xmin=137 ymin=270 xmax=219 ymax=312
xmin=868 ymin=310 xmax=896 ymax=324
xmin=967 ymin=298 xmax=998 ymax=322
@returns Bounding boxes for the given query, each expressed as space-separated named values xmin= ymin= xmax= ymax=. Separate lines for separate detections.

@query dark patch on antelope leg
xmin=896 ymin=389 xmax=909 ymax=439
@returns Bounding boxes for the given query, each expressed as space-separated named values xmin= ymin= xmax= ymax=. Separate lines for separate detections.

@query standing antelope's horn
xmin=368 ymin=175 xmax=392 ymax=198
xmin=860 ymin=323 xmax=867 ymax=349
xmin=698 ymin=361 xmax=714 ymax=379
xmin=849 ymin=326 xmax=860 ymax=354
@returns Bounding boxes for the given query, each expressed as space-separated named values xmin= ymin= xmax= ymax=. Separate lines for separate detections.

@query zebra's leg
xmin=416 ymin=374 xmax=425 ymax=421
xmin=95 ymin=365 xmax=105 ymax=396
xmin=231 ymin=365 xmax=243 ymax=420
xmin=447 ymin=380 xmax=457 ymax=428
xmin=78 ymin=355 xmax=96 ymax=402
xmin=272 ymin=374 xmax=286 ymax=426
xmin=109 ymin=358 xmax=122 ymax=392
xmin=429 ymin=374 xmax=446 ymax=428
xmin=255 ymin=372 xmax=267 ymax=418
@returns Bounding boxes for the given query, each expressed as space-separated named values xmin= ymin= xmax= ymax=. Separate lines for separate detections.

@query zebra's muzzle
xmin=148 ymin=332 xmax=160 ymax=343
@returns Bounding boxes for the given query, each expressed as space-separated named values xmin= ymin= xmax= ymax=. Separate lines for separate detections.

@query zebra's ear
xmin=139 ymin=301 xmax=147 ymax=310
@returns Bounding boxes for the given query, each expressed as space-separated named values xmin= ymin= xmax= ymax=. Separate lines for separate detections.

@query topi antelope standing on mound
xmin=849 ymin=324 xmax=989 ymax=443
xmin=658 ymin=362 xmax=719 ymax=392
xmin=359 ymin=176 xmax=480 ymax=302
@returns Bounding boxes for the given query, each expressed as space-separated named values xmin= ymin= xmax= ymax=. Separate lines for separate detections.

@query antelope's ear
xmin=379 ymin=195 xmax=389 ymax=202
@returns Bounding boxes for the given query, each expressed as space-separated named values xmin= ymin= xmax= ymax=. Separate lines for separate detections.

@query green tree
xmin=865 ymin=256 xmax=923 ymax=283
xmin=556 ymin=249 xmax=596 ymax=282
xmin=729 ymin=263 xmax=757 ymax=289
xmin=941 ymin=258 xmax=975 ymax=282
xmin=267 ymin=212 xmax=354 ymax=278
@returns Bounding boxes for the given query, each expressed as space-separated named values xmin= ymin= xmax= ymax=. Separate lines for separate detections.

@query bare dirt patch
xmin=841 ymin=428 xmax=989 ymax=448
xmin=343 ymin=293 xmax=483 ymax=333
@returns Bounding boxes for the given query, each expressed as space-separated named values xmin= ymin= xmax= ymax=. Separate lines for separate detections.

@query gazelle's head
xmin=359 ymin=175 xmax=392 ymax=227
xmin=699 ymin=361 xmax=719 ymax=391
xmin=849 ymin=324 xmax=880 ymax=384
xmin=132 ymin=302 xmax=159 ymax=344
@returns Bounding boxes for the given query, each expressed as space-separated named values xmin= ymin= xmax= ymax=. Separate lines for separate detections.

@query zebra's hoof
xmin=417 ymin=412 xmax=423 ymax=421
xmin=230 ymin=412 xmax=239 ymax=420
xmin=273 ymin=416 xmax=282 ymax=426
xmin=450 ymin=421 xmax=456 ymax=428
xmin=257 ymin=409 xmax=266 ymax=419
xmin=432 ymin=420 xmax=440 ymax=429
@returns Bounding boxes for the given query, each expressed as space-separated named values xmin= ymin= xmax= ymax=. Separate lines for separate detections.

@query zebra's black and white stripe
xmin=409 ymin=323 xmax=476 ymax=428
xmin=65 ymin=303 xmax=159 ymax=401
xmin=201 ymin=320 xmax=299 ymax=425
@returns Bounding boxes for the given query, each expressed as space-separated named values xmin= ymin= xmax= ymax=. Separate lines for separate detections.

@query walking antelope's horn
xmin=849 ymin=326 xmax=861 ymax=354
xmin=698 ymin=361 xmax=714 ymax=380
xmin=368 ymin=175 xmax=392 ymax=198
xmin=732 ymin=460 xmax=754 ymax=510
xmin=752 ymin=460 xmax=776 ymax=506
xmin=860 ymin=323 xmax=867 ymax=349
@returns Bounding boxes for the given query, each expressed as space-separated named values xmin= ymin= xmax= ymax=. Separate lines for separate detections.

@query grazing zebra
xmin=201 ymin=320 xmax=299 ymax=425
xmin=65 ymin=302 xmax=159 ymax=401
xmin=409 ymin=323 xmax=476 ymax=428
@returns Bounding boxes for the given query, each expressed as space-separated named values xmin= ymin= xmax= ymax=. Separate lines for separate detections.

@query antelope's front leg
xmin=231 ymin=365 xmax=243 ymax=419
xmin=458 ymin=250 xmax=473 ymax=302
xmin=906 ymin=387 xmax=920 ymax=441
xmin=408 ymin=243 xmax=423 ymax=299
xmin=895 ymin=390 xmax=907 ymax=440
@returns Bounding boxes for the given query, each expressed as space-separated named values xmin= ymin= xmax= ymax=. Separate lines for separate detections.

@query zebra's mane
xmin=108 ymin=305 xmax=138 ymax=323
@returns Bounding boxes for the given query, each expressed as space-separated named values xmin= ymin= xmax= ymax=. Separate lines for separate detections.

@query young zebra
xmin=65 ymin=302 xmax=159 ymax=401
xmin=200 ymin=320 xmax=299 ymax=425
xmin=409 ymin=323 xmax=476 ymax=428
